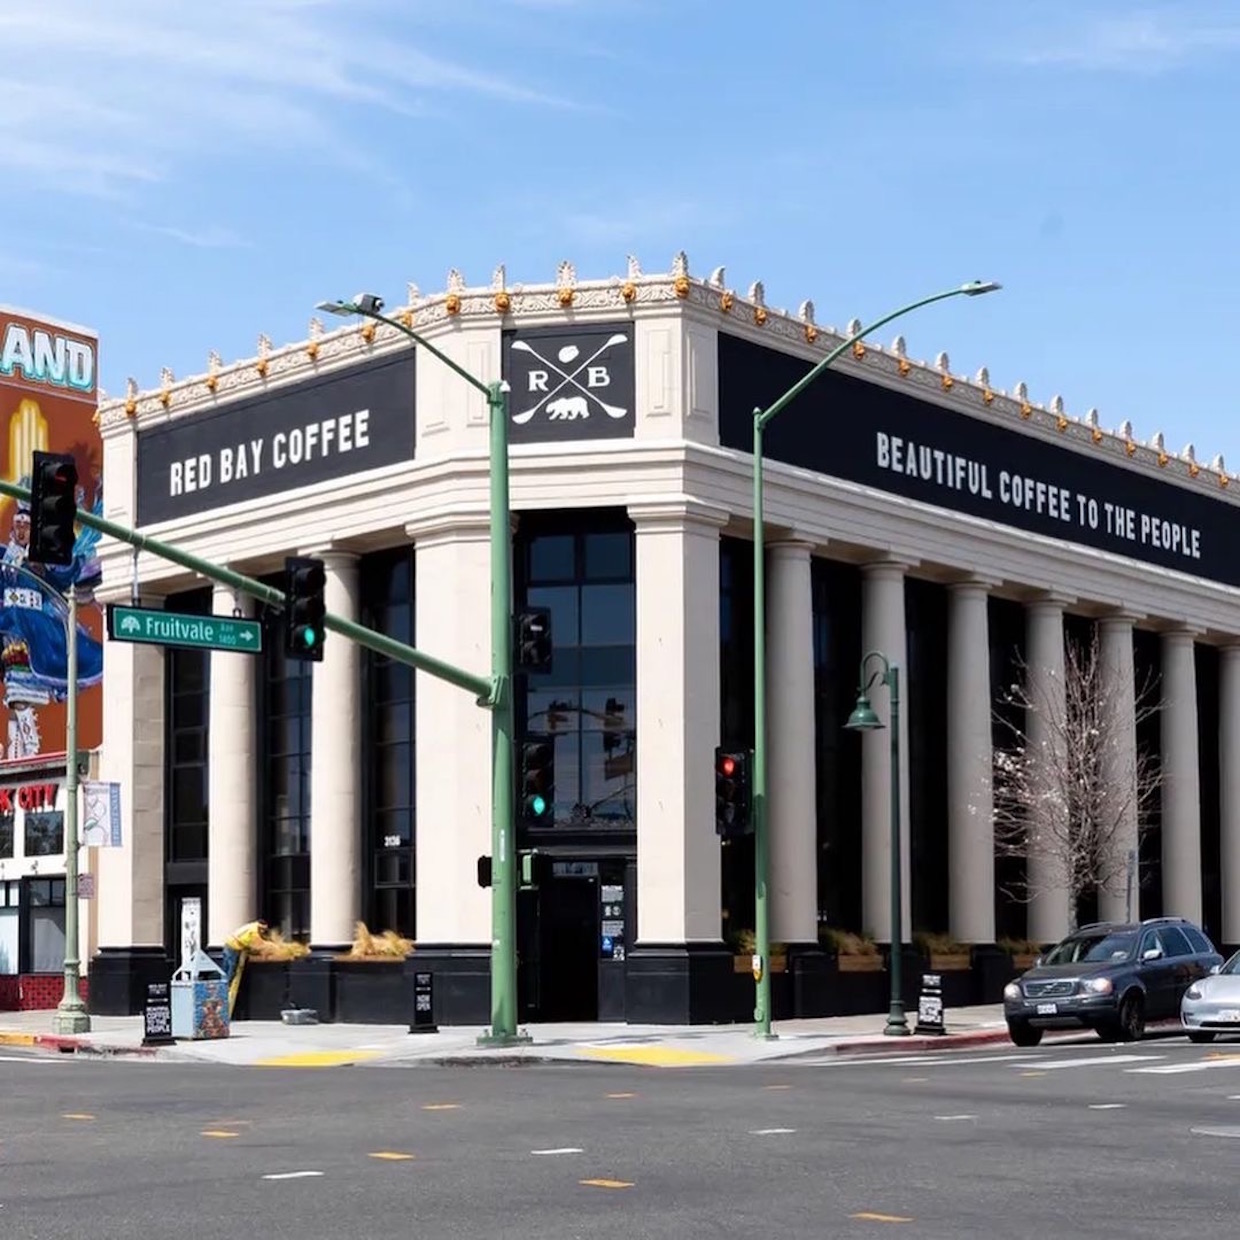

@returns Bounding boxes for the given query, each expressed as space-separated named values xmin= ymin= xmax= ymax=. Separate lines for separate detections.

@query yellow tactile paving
xmin=578 ymin=1045 xmax=733 ymax=1067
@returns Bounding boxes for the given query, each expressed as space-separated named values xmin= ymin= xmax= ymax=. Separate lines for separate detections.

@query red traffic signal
xmin=29 ymin=451 xmax=78 ymax=567
xmin=715 ymin=747 xmax=753 ymax=838
xmin=719 ymin=754 xmax=736 ymax=778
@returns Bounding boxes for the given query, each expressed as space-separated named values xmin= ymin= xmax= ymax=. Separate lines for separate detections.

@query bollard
xmin=914 ymin=972 xmax=946 ymax=1036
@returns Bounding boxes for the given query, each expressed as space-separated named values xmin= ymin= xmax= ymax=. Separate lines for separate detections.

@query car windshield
xmin=1222 ymin=952 xmax=1240 ymax=977
xmin=1042 ymin=932 xmax=1136 ymax=965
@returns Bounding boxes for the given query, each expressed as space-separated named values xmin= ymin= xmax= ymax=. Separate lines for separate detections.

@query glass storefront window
xmin=0 ymin=812 xmax=12 ymax=859
xmin=27 ymin=879 xmax=65 ymax=974
xmin=24 ymin=811 xmax=64 ymax=857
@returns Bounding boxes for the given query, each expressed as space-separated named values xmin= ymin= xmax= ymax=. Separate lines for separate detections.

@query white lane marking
xmin=824 ymin=1052 xmax=1041 ymax=1067
xmin=1088 ymin=1103 xmax=1127 ymax=1110
xmin=1128 ymin=1060 xmax=1240 ymax=1075
xmin=934 ymin=1114 xmax=977 ymax=1122
xmin=0 ymin=1055 xmax=55 ymax=1064
xmin=531 ymin=1147 xmax=584 ymax=1155
xmin=750 ymin=1128 xmax=796 ymax=1135
xmin=1030 ymin=1054 xmax=1161 ymax=1070
xmin=262 ymin=1171 xmax=325 ymax=1181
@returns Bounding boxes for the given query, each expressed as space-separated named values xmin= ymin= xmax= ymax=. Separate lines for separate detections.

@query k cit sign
xmin=0 ymin=782 xmax=59 ymax=813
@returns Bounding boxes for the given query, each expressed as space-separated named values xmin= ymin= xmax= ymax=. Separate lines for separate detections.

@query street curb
xmin=0 ymin=1030 xmax=158 ymax=1058
xmin=826 ymin=1027 xmax=1015 ymax=1058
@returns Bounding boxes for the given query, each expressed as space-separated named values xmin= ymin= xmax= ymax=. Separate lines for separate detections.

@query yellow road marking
xmin=606 ymin=1092 xmax=636 ymax=1099
xmin=62 ymin=1113 xmax=94 ymax=1121
xmin=580 ymin=1178 xmax=634 ymax=1189
xmin=369 ymin=1151 xmax=415 ymax=1161
xmin=1204 ymin=1052 xmax=1240 ymax=1063
xmin=201 ymin=1130 xmax=240 ymax=1139
xmin=0 ymin=1032 xmax=37 ymax=1046
xmin=851 ymin=1211 xmax=913 ymax=1223
xmin=579 ymin=1046 xmax=733 ymax=1067
xmin=1020 ymin=1070 xmax=1046 ymax=1077
xmin=422 ymin=1103 xmax=460 ymax=1111
xmin=764 ymin=1084 xmax=792 ymax=1091
xmin=253 ymin=1050 xmax=381 ymax=1068
xmin=902 ymin=1077 xmax=928 ymax=1083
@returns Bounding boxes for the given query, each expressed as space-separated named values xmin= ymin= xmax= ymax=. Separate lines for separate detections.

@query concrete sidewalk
xmin=0 ymin=1003 xmax=1021 ymax=1067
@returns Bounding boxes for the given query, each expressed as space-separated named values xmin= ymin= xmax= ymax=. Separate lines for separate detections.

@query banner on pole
xmin=81 ymin=780 xmax=121 ymax=847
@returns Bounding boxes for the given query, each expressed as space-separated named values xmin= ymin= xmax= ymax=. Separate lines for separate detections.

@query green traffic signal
xmin=302 ymin=627 xmax=318 ymax=648
xmin=529 ymin=794 xmax=547 ymax=817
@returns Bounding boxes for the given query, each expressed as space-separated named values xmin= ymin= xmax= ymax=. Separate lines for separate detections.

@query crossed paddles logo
xmin=511 ymin=332 xmax=629 ymax=426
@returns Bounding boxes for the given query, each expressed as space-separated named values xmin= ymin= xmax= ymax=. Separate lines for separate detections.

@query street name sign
xmin=106 ymin=603 xmax=263 ymax=654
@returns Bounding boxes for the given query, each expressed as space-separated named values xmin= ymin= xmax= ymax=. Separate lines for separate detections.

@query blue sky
xmin=3 ymin=0 xmax=1238 ymax=462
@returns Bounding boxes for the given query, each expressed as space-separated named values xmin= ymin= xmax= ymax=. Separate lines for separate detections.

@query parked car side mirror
xmin=1210 ymin=964 xmax=1222 ymax=975
xmin=1142 ymin=947 xmax=1164 ymax=962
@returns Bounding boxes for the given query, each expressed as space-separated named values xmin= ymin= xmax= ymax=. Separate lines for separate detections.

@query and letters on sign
xmin=135 ymin=354 xmax=415 ymax=524
xmin=718 ymin=333 xmax=1240 ymax=588
xmin=503 ymin=324 xmax=636 ymax=443
xmin=0 ymin=783 xmax=57 ymax=812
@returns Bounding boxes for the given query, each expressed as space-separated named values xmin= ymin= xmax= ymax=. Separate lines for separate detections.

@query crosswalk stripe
xmin=1128 ymin=1060 xmax=1240 ymax=1075
xmin=1028 ymin=1054 xmax=1161 ymax=1070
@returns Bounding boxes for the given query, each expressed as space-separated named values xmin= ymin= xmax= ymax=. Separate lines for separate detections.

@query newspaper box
xmin=171 ymin=949 xmax=231 ymax=1040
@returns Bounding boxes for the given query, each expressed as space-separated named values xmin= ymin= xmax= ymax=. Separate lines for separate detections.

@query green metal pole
xmin=885 ymin=663 xmax=909 ymax=1036
xmin=0 ymin=480 xmax=493 ymax=703
xmin=750 ymin=282 xmax=999 ymax=1039
xmin=55 ymin=585 xmax=90 ymax=1034
xmin=752 ymin=413 xmax=774 ymax=1038
xmin=480 ymin=381 xmax=526 ymax=1046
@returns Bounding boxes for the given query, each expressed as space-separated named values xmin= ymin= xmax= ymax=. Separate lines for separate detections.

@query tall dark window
xmin=989 ymin=596 xmax=1027 ymax=942
xmin=260 ymin=583 xmax=312 ymax=942
xmin=165 ymin=588 xmax=212 ymax=866
xmin=906 ymin=579 xmax=949 ymax=935
xmin=360 ymin=547 xmax=416 ymax=938
xmin=719 ymin=536 xmax=755 ymax=942
xmin=1134 ymin=628 xmax=1163 ymax=921
xmin=811 ymin=558 xmax=862 ymax=933
xmin=1197 ymin=644 xmax=1221 ymax=944
xmin=516 ymin=515 xmax=636 ymax=837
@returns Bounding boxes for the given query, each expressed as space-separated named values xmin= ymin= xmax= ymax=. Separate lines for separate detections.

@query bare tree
xmin=992 ymin=628 xmax=1162 ymax=931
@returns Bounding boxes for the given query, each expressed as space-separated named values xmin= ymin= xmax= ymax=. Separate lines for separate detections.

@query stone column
xmin=766 ymin=540 xmax=819 ymax=947
xmin=630 ymin=501 xmax=727 ymax=945
xmin=947 ymin=580 xmax=994 ymax=944
xmin=1161 ymin=629 xmax=1202 ymax=923
xmin=412 ymin=515 xmax=491 ymax=949
xmin=1097 ymin=616 xmax=1139 ymax=924
xmin=1025 ymin=597 xmax=1070 ymax=943
xmin=1220 ymin=646 xmax=1240 ymax=946
xmin=309 ymin=551 xmax=362 ymax=949
xmin=207 ymin=584 xmax=257 ymax=947
xmin=860 ymin=561 xmax=911 ymax=944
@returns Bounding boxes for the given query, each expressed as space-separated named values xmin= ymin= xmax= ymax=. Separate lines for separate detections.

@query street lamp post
xmin=318 ymin=295 xmax=526 ymax=1047
xmin=845 ymin=651 xmax=908 ymax=1036
xmin=750 ymin=281 xmax=1000 ymax=1037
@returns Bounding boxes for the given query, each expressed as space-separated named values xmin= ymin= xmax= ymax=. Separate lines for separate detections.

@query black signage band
xmin=719 ymin=333 xmax=1238 ymax=588
xmin=136 ymin=353 xmax=416 ymax=525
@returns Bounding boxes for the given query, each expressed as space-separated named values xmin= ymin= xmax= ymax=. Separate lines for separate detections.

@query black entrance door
xmin=525 ymin=869 xmax=600 ymax=1023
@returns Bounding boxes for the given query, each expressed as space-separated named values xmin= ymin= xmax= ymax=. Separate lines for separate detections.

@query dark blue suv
xmin=1003 ymin=917 xmax=1223 ymax=1046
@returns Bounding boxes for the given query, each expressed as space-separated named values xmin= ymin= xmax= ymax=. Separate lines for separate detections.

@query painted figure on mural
xmin=0 ymin=448 xmax=104 ymax=760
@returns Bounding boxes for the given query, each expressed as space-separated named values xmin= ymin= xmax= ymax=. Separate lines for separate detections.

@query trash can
xmin=171 ymin=949 xmax=231 ymax=1040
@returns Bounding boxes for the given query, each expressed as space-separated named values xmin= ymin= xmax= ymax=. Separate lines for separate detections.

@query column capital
xmin=627 ymin=497 xmax=729 ymax=533
xmin=1024 ymin=589 xmax=1075 ymax=613
xmin=948 ymin=574 xmax=1000 ymax=596
xmin=1097 ymin=609 xmax=1143 ymax=631
xmin=766 ymin=537 xmax=816 ymax=559
xmin=861 ymin=555 xmax=916 ymax=579
xmin=296 ymin=544 xmax=361 ymax=568
xmin=404 ymin=508 xmax=492 ymax=545
xmin=1220 ymin=642 xmax=1240 ymax=660
xmin=1160 ymin=625 xmax=1203 ymax=645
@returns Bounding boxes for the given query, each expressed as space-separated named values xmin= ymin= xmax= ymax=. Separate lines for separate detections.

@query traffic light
xmin=477 ymin=855 xmax=493 ymax=888
xmin=520 ymin=735 xmax=554 ymax=823
xmin=515 ymin=607 xmax=552 ymax=673
xmin=715 ymin=747 xmax=753 ymax=838
xmin=283 ymin=555 xmax=326 ymax=662
xmin=29 ymin=451 xmax=78 ymax=566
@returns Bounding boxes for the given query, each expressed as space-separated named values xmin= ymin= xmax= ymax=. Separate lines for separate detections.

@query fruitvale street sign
xmin=106 ymin=604 xmax=263 ymax=654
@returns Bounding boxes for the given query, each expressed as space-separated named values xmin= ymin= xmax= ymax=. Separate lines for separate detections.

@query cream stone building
xmin=86 ymin=256 xmax=1240 ymax=1024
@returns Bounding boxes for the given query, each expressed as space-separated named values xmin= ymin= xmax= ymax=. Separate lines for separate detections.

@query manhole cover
xmin=1190 ymin=1125 xmax=1240 ymax=1139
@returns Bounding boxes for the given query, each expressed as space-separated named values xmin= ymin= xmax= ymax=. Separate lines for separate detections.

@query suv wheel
xmin=1113 ymin=992 xmax=1145 ymax=1043
xmin=1008 ymin=1020 xmax=1043 ymax=1047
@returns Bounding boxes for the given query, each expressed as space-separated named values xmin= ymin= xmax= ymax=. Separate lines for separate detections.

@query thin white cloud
xmin=140 ymin=225 xmax=252 ymax=251
xmin=0 ymin=0 xmax=579 ymax=199
xmin=1015 ymin=11 xmax=1240 ymax=72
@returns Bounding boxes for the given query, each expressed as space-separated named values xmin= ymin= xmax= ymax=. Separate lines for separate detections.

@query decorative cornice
xmin=97 ymin=252 xmax=1238 ymax=509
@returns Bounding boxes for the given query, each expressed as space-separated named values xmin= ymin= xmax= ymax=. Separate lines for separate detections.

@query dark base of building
xmin=87 ymin=940 xmax=1026 ymax=1023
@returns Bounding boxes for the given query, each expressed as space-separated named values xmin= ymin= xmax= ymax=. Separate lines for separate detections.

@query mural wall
xmin=0 ymin=308 xmax=103 ymax=762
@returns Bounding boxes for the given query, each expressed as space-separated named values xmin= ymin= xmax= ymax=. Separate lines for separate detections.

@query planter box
xmin=235 ymin=960 xmax=291 ymax=1021
xmin=1012 ymin=953 xmax=1039 ymax=971
xmin=732 ymin=955 xmax=788 ymax=975
xmin=837 ymin=954 xmax=883 ymax=973
xmin=334 ymin=959 xmax=410 ymax=1024
xmin=928 ymin=953 xmax=971 ymax=972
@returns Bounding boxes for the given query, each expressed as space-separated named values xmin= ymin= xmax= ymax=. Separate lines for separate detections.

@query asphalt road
xmin=3 ymin=1037 xmax=1240 ymax=1240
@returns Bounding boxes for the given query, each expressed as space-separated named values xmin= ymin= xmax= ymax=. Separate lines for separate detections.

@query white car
xmin=1181 ymin=950 xmax=1240 ymax=1043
